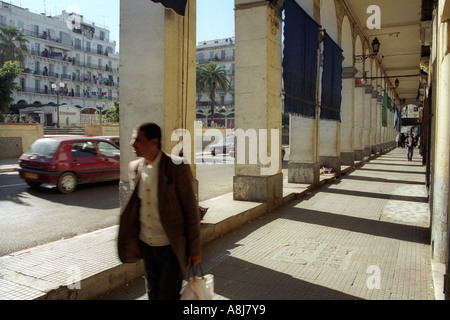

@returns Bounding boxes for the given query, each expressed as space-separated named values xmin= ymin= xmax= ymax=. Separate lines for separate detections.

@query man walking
xmin=405 ymin=133 xmax=415 ymax=161
xmin=118 ymin=122 xmax=201 ymax=300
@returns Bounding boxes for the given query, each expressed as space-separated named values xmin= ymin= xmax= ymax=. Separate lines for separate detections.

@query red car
xmin=18 ymin=136 xmax=120 ymax=193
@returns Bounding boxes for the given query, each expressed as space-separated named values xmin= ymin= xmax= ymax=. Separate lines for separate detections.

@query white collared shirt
xmin=138 ymin=152 xmax=170 ymax=246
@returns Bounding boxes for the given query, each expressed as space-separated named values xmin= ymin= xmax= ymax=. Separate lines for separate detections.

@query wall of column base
xmin=288 ymin=162 xmax=320 ymax=186
xmin=354 ymin=149 xmax=363 ymax=161
xmin=320 ymin=156 xmax=341 ymax=175
xmin=341 ymin=152 xmax=355 ymax=166
xmin=233 ymin=173 xmax=283 ymax=211
xmin=374 ymin=144 xmax=382 ymax=154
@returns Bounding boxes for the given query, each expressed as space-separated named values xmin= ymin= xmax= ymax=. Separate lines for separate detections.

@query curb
xmin=0 ymin=166 xmax=18 ymax=173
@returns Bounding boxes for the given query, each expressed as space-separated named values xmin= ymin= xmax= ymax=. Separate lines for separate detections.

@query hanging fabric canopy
xmin=282 ymin=0 xmax=320 ymax=118
xmin=150 ymin=0 xmax=187 ymax=16
xmin=382 ymin=92 xmax=388 ymax=127
xmin=393 ymin=106 xmax=399 ymax=130
xmin=320 ymin=33 xmax=343 ymax=121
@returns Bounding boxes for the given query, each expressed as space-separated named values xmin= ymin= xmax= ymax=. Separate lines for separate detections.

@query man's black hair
xmin=137 ymin=122 xmax=162 ymax=149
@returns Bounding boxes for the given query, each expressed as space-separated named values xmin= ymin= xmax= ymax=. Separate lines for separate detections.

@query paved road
xmin=0 ymin=156 xmax=235 ymax=256
xmin=0 ymin=171 xmax=120 ymax=256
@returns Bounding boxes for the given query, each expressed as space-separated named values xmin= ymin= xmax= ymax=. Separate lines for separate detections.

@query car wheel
xmin=57 ymin=172 xmax=77 ymax=194
xmin=26 ymin=180 xmax=42 ymax=188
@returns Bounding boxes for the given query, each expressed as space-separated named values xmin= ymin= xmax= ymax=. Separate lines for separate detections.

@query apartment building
xmin=196 ymin=37 xmax=235 ymax=127
xmin=0 ymin=1 xmax=119 ymax=127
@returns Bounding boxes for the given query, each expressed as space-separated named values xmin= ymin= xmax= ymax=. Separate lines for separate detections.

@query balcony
xmin=16 ymin=87 xmax=118 ymax=101
xmin=26 ymin=50 xmax=117 ymax=73
xmin=20 ymin=27 xmax=117 ymax=61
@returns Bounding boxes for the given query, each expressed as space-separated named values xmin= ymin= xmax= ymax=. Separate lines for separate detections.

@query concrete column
xmin=371 ymin=90 xmax=378 ymax=154
xmin=388 ymin=95 xmax=394 ymax=147
xmin=431 ymin=0 xmax=450 ymax=263
xmin=289 ymin=115 xmax=320 ymax=185
xmin=376 ymin=94 xmax=382 ymax=153
xmin=363 ymin=85 xmax=372 ymax=157
xmin=354 ymin=86 xmax=365 ymax=161
xmin=233 ymin=0 xmax=283 ymax=210
xmin=319 ymin=120 xmax=341 ymax=175
xmin=340 ymin=67 xmax=356 ymax=165
xmin=119 ymin=0 xmax=197 ymax=203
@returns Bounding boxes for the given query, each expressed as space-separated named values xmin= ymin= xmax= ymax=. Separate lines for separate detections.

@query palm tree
xmin=0 ymin=25 xmax=29 ymax=66
xmin=196 ymin=61 xmax=230 ymax=126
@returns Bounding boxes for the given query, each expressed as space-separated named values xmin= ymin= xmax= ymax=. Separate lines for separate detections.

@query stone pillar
xmin=388 ymin=91 xmax=394 ymax=148
xmin=319 ymin=120 xmax=341 ymax=175
xmin=233 ymin=0 xmax=283 ymax=210
xmin=119 ymin=0 xmax=197 ymax=203
xmin=340 ymin=67 xmax=356 ymax=165
xmin=354 ymin=84 xmax=365 ymax=161
xmin=289 ymin=115 xmax=320 ymax=185
xmin=363 ymin=84 xmax=372 ymax=157
xmin=371 ymin=89 xmax=378 ymax=154
xmin=431 ymin=0 xmax=450 ymax=263
xmin=376 ymin=91 xmax=382 ymax=154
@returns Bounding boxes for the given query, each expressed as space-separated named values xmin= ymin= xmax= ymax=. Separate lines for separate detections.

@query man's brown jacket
xmin=118 ymin=152 xmax=201 ymax=270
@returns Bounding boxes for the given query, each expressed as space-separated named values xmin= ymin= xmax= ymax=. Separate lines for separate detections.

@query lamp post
xmin=51 ymin=82 xmax=65 ymax=128
xmin=96 ymin=102 xmax=105 ymax=124
xmin=355 ymin=37 xmax=381 ymax=63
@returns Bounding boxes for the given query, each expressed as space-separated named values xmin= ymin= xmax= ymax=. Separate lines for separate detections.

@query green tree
xmin=0 ymin=25 xmax=29 ymax=66
xmin=104 ymin=100 xmax=119 ymax=124
xmin=0 ymin=60 xmax=22 ymax=118
xmin=196 ymin=61 xmax=230 ymax=126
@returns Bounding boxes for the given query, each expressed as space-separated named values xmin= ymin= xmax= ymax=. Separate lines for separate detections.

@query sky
xmin=5 ymin=0 xmax=236 ymax=50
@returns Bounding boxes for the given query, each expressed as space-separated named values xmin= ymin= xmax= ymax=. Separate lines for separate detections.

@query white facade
xmin=0 ymin=1 xmax=119 ymax=127
xmin=196 ymin=37 xmax=235 ymax=127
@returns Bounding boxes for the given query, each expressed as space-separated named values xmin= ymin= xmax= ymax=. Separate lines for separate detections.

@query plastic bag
xmin=180 ymin=264 xmax=214 ymax=300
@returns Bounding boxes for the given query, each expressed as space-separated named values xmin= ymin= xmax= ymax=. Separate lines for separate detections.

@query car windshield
xmin=23 ymin=140 xmax=60 ymax=159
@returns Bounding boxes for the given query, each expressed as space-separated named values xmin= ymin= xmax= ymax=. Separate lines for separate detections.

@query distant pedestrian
xmin=118 ymin=122 xmax=201 ymax=300
xmin=396 ymin=133 xmax=401 ymax=148
xmin=405 ymin=133 xmax=415 ymax=161
xmin=401 ymin=133 xmax=406 ymax=148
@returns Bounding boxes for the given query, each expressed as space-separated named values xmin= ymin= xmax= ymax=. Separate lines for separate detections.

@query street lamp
xmin=51 ymin=82 xmax=65 ymax=128
xmin=96 ymin=102 xmax=105 ymax=124
xmin=355 ymin=37 xmax=381 ymax=63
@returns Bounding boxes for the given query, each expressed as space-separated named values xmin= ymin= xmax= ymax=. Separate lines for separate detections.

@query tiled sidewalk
xmin=103 ymin=148 xmax=437 ymax=300
xmin=199 ymin=148 xmax=435 ymax=300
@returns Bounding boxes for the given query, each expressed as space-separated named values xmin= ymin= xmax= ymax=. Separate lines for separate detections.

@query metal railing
xmin=16 ymin=86 xmax=117 ymax=101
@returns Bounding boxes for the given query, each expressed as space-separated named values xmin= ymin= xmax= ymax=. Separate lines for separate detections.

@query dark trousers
xmin=140 ymin=242 xmax=182 ymax=300
xmin=407 ymin=147 xmax=414 ymax=161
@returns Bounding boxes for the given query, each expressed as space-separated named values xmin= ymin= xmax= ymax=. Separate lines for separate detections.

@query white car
xmin=208 ymin=135 xmax=235 ymax=156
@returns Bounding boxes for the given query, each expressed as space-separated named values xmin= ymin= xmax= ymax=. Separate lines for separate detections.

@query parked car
xmin=209 ymin=135 xmax=235 ymax=156
xmin=213 ymin=135 xmax=286 ymax=159
xmin=18 ymin=137 xmax=120 ymax=194
xmin=94 ymin=136 xmax=120 ymax=147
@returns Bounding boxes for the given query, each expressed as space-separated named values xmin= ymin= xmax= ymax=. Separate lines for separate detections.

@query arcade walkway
xmin=103 ymin=148 xmax=440 ymax=300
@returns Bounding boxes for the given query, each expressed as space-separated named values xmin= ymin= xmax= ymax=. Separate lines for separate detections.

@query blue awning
xmin=282 ymin=0 xmax=320 ymax=118
xmin=320 ymin=33 xmax=343 ymax=122
xmin=150 ymin=0 xmax=187 ymax=16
